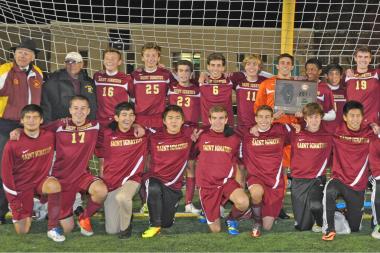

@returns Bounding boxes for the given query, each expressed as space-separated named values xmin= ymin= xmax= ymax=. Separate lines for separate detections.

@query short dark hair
xmin=163 ymin=104 xmax=184 ymax=120
xmin=305 ymin=58 xmax=323 ymax=70
xmin=207 ymin=53 xmax=226 ymax=66
xmin=20 ymin=104 xmax=43 ymax=118
xmin=69 ymin=95 xmax=90 ymax=107
xmin=115 ymin=102 xmax=135 ymax=117
xmin=255 ymin=105 xmax=274 ymax=116
xmin=175 ymin=60 xmax=193 ymax=72
xmin=209 ymin=105 xmax=228 ymax=117
xmin=277 ymin=53 xmax=294 ymax=66
xmin=343 ymin=100 xmax=364 ymax=116
xmin=325 ymin=63 xmax=343 ymax=75
xmin=354 ymin=46 xmax=372 ymax=57
xmin=302 ymin=102 xmax=324 ymax=118
xmin=103 ymin=48 xmax=122 ymax=60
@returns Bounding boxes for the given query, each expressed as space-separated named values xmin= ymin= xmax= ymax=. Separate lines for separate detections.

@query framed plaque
xmin=274 ymin=79 xmax=317 ymax=114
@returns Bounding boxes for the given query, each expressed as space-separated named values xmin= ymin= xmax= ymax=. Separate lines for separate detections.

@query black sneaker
xmin=278 ymin=208 xmax=290 ymax=219
xmin=74 ymin=206 xmax=84 ymax=216
xmin=118 ymin=215 xmax=133 ymax=239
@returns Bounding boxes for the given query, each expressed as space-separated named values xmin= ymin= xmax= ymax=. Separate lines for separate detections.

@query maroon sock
xmin=47 ymin=192 xmax=61 ymax=230
xmin=252 ymin=203 xmax=262 ymax=225
xmin=185 ymin=177 xmax=195 ymax=205
xmin=227 ymin=205 xmax=247 ymax=220
xmin=83 ymin=198 xmax=102 ymax=218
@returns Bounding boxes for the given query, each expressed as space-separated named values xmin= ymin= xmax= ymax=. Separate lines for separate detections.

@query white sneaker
xmin=185 ymin=203 xmax=201 ymax=214
xmin=312 ymin=224 xmax=322 ymax=233
xmin=47 ymin=227 xmax=65 ymax=242
xmin=371 ymin=225 xmax=380 ymax=239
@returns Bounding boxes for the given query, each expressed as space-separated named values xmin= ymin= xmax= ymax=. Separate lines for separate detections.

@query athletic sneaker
xmin=119 ymin=215 xmax=133 ymax=240
xmin=251 ymin=223 xmax=261 ymax=238
xmin=185 ymin=203 xmax=201 ymax=214
xmin=198 ymin=211 xmax=207 ymax=223
xmin=47 ymin=227 xmax=65 ymax=242
xmin=322 ymin=230 xmax=336 ymax=241
xmin=278 ymin=208 xmax=290 ymax=219
xmin=371 ymin=225 xmax=380 ymax=239
xmin=226 ymin=219 xmax=239 ymax=235
xmin=78 ymin=215 xmax=94 ymax=236
xmin=142 ymin=226 xmax=161 ymax=238
xmin=140 ymin=203 xmax=149 ymax=214
xmin=312 ymin=224 xmax=322 ymax=233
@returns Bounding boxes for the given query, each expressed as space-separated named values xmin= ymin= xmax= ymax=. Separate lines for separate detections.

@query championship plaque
xmin=274 ymin=79 xmax=317 ymax=114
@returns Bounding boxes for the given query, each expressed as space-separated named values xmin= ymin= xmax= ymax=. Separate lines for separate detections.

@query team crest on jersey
xmin=33 ymin=80 xmax=41 ymax=88
xmin=13 ymin=78 xmax=19 ymax=85
xmin=85 ymin=85 xmax=93 ymax=93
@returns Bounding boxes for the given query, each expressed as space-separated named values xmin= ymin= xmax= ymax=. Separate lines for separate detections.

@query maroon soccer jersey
xmin=195 ymin=129 xmax=241 ymax=188
xmin=345 ymin=69 xmax=380 ymax=124
xmin=131 ymin=68 xmax=175 ymax=128
xmin=290 ymin=127 xmax=333 ymax=179
xmin=49 ymin=120 xmax=99 ymax=188
xmin=1 ymin=130 xmax=55 ymax=201
xmin=324 ymin=84 xmax=347 ymax=133
xmin=94 ymin=71 xmax=133 ymax=124
xmin=370 ymin=135 xmax=380 ymax=178
xmin=168 ymin=83 xmax=201 ymax=126
xmin=199 ymin=76 xmax=234 ymax=127
xmin=317 ymin=82 xmax=335 ymax=114
xmin=97 ymin=128 xmax=148 ymax=191
xmin=231 ymin=72 xmax=267 ymax=127
xmin=147 ymin=126 xmax=193 ymax=190
xmin=332 ymin=123 xmax=375 ymax=191
xmin=242 ymin=123 xmax=291 ymax=188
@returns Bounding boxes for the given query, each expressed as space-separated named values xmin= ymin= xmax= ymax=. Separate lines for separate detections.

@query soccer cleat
xmin=226 ymin=219 xmax=240 ymax=235
xmin=119 ymin=215 xmax=133 ymax=240
xmin=322 ymin=230 xmax=336 ymax=241
xmin=371 ymin=225 xmax=380 ymax=239
xmin=198 ymin=211 xmax=207 ymax=223
xmin=47 ymin=227 xmax=66 ymax=242
xmin=312 ymin=224 xmax=323 ymax=233
xmin=251 ymin=223 xmax=261 ymax=238
xmin=142 ymin=226 xmax=161 ymax=238
xmin=78 ymin=215 xmax=94 ymax=236
xmin=140 ymin=203 xmax=149 ymax=214
xmin=185 ymin=203 xmax=201 ymax=215
xmin=278 ymin=208 xmax=290 ymax=219
xmin=74 ymin=206 xmax=84 ymax=216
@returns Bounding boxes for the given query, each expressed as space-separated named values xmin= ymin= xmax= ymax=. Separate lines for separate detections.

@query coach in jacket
xmin=41 ymin=52 xmax=97 ymax=122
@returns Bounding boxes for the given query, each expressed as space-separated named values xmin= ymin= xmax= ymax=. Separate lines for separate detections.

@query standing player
xmin=199 ymin=53 xmax=234 ymax=127
xmin=345 ymin=46 xmax=379 ymax=125
xmin=290 ymin=103 xmax=333 ymax=232
xmin=94 ymin=48 xmax=133 ymax=127
xmin=254 ymin=53 xmax=299 ymax=219
xmin=195 ymin=105 xmax=249 ymax=235
xmin=131 ymin=42 xmax=176 ymax=129
xmin=168 ymin=60 xmax=201 ymax=214
xmin=322 ymin=101 xmax=377 ymax=241
xmin=323 ymin=64 xmax=346 ymax=133
xmin=242 ymin=105 xmax=292 ymax=237
xmin=2 ymin=104 xmax=64 ymax=242
xmin=96 ymin=102 xmax=147 ymax=238
xmin=47 ymin=95 xmax=108 ymax=236
xmin=304 ymin=58 xmax=336 ymax=122
xmin=370 ymin=131 xmax=380 ymax=239
xmin=142 ymin=105 xmax=194 ymax=238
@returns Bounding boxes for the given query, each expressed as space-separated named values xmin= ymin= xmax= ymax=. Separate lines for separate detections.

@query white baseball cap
xmin=65 ymin=52 xmax=83 ymax=63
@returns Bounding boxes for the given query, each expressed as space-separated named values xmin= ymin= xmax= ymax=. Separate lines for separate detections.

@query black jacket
xmin=41 ymin=69 xmax=97 ymax=122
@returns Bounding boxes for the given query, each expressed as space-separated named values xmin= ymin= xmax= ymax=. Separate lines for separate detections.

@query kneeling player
xmin=290 ymin=103 xmax=333 ymax=232
xmin=369 ymin=130 xmax=380 ymax=239
xmin=196 ymin=105 xmax=249 ymax=235
xmin=142 ymin=105 xmax=195 ymax=238
xmin=2 ymin=105 xmax=64 ymax=242
xmin=242 ymin=105 xmax=292 ymax=237
xmin=322 ymin=101 xmax=377 ymax=241
xmin=97 ymin=102 xmax=147 ymax=239
xmin=47 ymin=96 xmax=108 ymax=236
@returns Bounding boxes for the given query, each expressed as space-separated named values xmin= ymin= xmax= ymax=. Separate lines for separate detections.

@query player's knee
xmin=235 ymin=195 xmax=249 ymax=211
xmin=115 ymin=192 xmax=132 ymax=206
xmin=263 ymin=223 xmax=273 ymax=231
xmin=61 ymin=222 xmax=75 ymax=234
xmin=209 ymin=224 xmax=221 ymax=233
xmin=44 ymin=178 xmax=61 ymax=193
xmin=92 ymin=181 xmax=108 ymax=200
xmin=309 ymin=199 xmax=323 ymax=213
xmin=15 ymin=226 xmax=30 ymax=234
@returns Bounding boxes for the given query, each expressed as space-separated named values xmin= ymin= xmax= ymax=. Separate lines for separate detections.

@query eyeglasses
xmin=65 ymin=60 xmax=81 ymax=64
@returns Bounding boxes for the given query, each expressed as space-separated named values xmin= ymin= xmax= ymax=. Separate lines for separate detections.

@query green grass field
xmin=1 ymin=193 xmax=380 ymax=252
